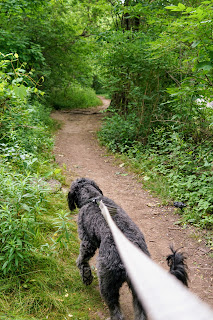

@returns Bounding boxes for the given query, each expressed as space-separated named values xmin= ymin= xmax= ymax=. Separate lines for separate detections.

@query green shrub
xmin=98 ymin=112 xmax=139 ymax=152
xmin=0 ymin=53 xmax=54 ymax=172
xmin=99 ymin=117 xmax=213 ymax=229
xmin=0 ymin=54 xmax=54 ymax=274
xmin=0 ymin=161 xmax=50 ymax=274
xmin=49 ymin=85 xmax=102 ymax=109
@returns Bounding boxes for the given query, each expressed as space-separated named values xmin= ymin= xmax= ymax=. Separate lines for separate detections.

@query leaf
xmin=2 ymin=261 xmax=8 ymax=270
xmin=185 ymin=7 xmax=194 ymax=13
xmin=18 ymin=69 xmax=26 ymax=73
xmin=178 ymin=3 xmax=186 ymax=10
xmin=165 ymin=6 xmax=179 ymax=11
xmin=15 ymin=256 xmax=19 ymax=267
xmin=56 ymin=234 xmax=64 ymax=242
xmin=119 ymin=163 xmax=125 ymax=167
xmin=165 ymin=4 xmax=185 ymax=11
xmin=208 ymin=50 xmax=213 ymax=61
xmin=21 ymin=203 xmax=31 ymax=212
xmin=17 ymin=252 xmax=23 ymax=259
xmin=54 ymin=168 xmax=62 ymax=175
xmin=16 ymin=238 xmax=23 ymax=248
xmin=143 ymin=175 xmax=150 ymax=181
xmin=13 ymin=84 xmax=28 ymax=100
xmin=191 ymin=41 xmax=200 ymax=48
xmin=197 ymin=61 xmax=213 ymax=71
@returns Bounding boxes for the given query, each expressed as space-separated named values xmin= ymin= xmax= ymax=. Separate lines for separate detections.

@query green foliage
xmin=99 ymin=119 xmax=213 ymax=228
xmin=0 ymin=53 xmax=107 ymax=318
xmin=98 ymin=112 xmax=139 ymax=152
xmin=97 ymin=0 xmax=213 ymax=229
xmin=0 ymin=162 xmax=49 ymax=274
xmin=0 ymin=54 xmax=53 ymax=274
xmin=0 ymin=54 xmax=53 ymax=171
xmin=0 ymin=192 xmax=106 ymax=319
xmin=145 ymin=129 xmax=213 ymax=228
xmin=99 ymin=29 xmax=169 ymax=146
xmin=0 ymin=0 xmax=107 ymax=106
xmin=49 ymin=84 xmax=102 ymax=109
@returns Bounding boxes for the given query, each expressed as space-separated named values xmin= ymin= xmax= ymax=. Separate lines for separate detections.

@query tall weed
xmin=0 ymin=54 xmax=54 ymax=274
xmin=0 ymin=162 xmax=50 ymax=274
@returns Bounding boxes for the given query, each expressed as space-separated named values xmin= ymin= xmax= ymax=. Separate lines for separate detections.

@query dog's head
xmin=67 ymin=177 xmax=103 ymax=211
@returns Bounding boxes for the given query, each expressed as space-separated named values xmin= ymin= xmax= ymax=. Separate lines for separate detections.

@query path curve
xmin=51 ymin=97 xmax=213 ymax=319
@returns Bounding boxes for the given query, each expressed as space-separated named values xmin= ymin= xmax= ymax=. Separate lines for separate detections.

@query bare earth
xmin=51 ymin=97 xmax=213 ymax=319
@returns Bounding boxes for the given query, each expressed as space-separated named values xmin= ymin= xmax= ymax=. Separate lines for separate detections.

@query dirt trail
xmin=51 ymin=97 xmax=213 ymax=319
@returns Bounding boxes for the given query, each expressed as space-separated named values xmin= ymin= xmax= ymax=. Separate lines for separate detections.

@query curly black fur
xmin=166 ymin=246 xmax=188 ymax=287
xmin=68 ymin=178 xmax=189 ymax=320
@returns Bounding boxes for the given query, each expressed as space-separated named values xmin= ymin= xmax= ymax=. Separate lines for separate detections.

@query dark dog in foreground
xmin=68 ymin=177 xmax=188 ymax=320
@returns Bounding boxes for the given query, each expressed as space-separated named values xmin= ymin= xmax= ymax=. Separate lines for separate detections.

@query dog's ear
xmin=90 ymin=180 xmax=103 ymax=195
xmin=75 ymin=177 xmax=103 ymax=195
xmin=67 ymin=190 xmax=76 ymax=211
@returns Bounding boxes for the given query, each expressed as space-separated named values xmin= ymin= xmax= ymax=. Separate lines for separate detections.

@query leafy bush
xmin=99 ymin=118 xmax=213 ymax=229
xmin=98 ymin=112 xmax=139 ymax=152
xmin=48 ymin=84 xmax=102 ymax=109
xmin=0 ymin=54 xmax=55 ymax=274
xmin=98 ymin=1 xmax=213 ymax=229
xmin=0 ymin=161 xmax=50 ymax=274
xmin=99 ymin=1 xmax=213 ymax=142
xmin=0 ymin=53 xmax=54 ymax=172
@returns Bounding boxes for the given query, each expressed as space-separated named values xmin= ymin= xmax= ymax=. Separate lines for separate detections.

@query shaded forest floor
xmin=51 ymin=97 xmax=213 ymax=319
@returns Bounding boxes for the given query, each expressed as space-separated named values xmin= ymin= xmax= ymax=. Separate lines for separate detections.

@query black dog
xmin=68 ymin=178 xmax=188 ymax=320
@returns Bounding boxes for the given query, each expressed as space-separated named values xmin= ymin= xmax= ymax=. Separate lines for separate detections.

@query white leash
xmin=98 ymin=200 xmax=213 ymax=320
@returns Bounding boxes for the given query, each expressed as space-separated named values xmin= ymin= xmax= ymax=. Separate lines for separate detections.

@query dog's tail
xmin=166 ymin=246 xmax=189 ymax=287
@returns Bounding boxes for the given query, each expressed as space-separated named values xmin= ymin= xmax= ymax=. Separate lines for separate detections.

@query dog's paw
xmin=82 ymin=266 xmax=93 ymax=285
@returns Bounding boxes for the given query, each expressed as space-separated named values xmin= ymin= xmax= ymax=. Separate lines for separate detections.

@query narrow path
xmin=51 ymin=97 xmax=213 ymax=319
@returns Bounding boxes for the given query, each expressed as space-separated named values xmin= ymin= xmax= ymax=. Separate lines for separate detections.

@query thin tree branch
xmin=166 ymin=71 xmax=181 ymax=86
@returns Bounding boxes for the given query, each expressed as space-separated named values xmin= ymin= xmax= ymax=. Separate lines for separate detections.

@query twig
xmin=166 ymin=71 xmax=181 ymax=86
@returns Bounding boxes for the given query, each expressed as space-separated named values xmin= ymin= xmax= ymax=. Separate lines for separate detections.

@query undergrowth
xmin=0 ymin=53 xmax=107 ymax=319
xmin=98 ymin=114 xmax=213 ymax=229
xmin=48 ymin=85 xmax=102 ymax=110
xmin=0 ymin=192 xmax=106 ymax=320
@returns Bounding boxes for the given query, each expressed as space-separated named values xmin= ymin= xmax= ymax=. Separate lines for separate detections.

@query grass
xmin=0 ymin=191 xmax=107 ymax=320
xmin=49 ymin=85 xmax=102 ymax=110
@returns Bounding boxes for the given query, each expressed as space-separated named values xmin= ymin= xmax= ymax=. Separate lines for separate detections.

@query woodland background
xmin=0 ymin=0 xmax=212 ymax=319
